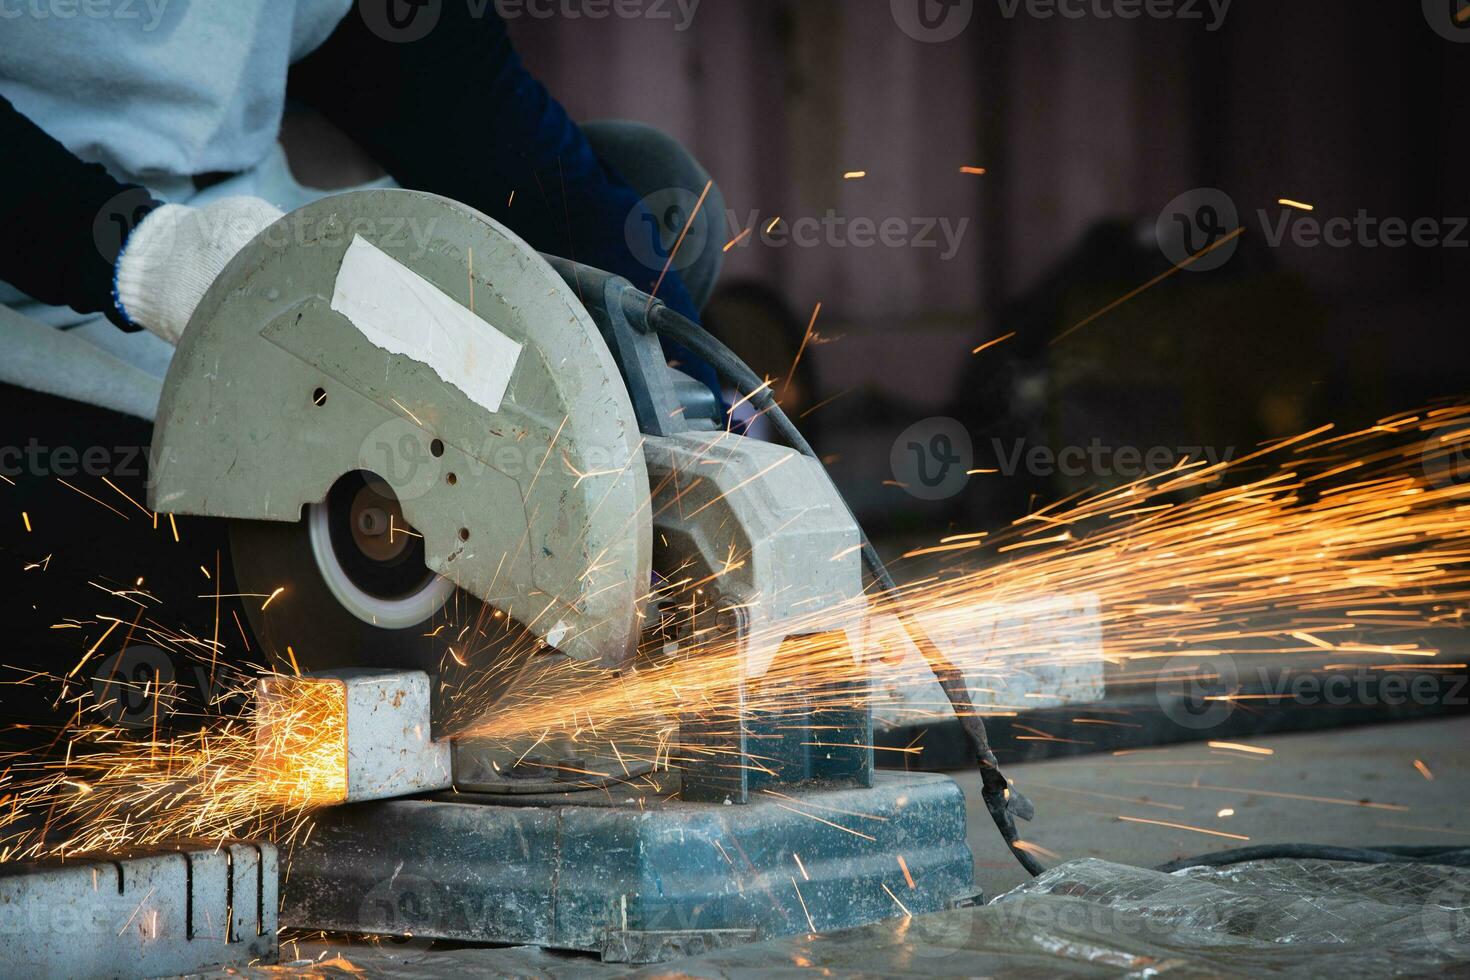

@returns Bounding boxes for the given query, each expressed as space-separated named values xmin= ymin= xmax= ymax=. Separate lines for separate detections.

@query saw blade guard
xmin=147 ymin=188 xmax=652 ymax=668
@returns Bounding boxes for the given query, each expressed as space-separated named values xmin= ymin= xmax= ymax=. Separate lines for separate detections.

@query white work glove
xmin=115 ymin=196 xmax=283 ymax=345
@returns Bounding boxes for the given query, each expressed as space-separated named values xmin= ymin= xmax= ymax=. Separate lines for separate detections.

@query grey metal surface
xmin=148 ymin=189 xmax=651 ymax=669
xmin=0 ymin=842 xmax=277 ymax=979
xmin=280 ymin=772 xmax=975 ymax=962
xmin=646 ymin=431 xmax=866 ymax=681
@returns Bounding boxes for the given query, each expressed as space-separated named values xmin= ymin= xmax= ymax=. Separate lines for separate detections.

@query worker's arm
xmin=287 ymin=3 xmax=702 ymax=324
xmin=0 ymin=94 xmax=281 ymax=343
xmin=0 ymin=93 xmax=158 ymax=330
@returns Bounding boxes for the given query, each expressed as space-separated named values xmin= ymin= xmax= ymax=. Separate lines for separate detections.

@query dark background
xmin=511 ymin=0 xmax=1469 ymax=534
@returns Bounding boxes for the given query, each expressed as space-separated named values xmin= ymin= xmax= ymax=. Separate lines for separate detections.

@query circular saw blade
xmin=229 ymin=514 xmax=538 ymax=732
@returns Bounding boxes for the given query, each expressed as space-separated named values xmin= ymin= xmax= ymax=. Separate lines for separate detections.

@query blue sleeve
xmin=288 ymin=3 xmax=701 ymax=326
xmin=0 ymin=93 xmax=158 ymax=330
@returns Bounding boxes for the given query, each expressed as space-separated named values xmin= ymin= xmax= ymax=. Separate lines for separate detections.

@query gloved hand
xmin=114 ymin=196 xmax=283 ymax=344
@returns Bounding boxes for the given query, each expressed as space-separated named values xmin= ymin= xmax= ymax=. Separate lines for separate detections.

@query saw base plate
xmin=281 ymin=772 xmax=976 ymax=963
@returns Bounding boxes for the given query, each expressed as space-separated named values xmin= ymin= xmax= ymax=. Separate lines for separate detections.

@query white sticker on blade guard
xmin=331 ymin=235 xmax=522 ymax=413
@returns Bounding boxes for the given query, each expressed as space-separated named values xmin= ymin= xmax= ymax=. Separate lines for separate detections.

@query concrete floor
xmin=958 ymin=715 xmax=1469 ymax=899
xmin=253 ymin=716 xmax=1469 ymax=977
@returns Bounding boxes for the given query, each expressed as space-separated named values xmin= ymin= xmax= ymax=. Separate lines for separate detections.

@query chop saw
xmin=145 ymin=189 xmax=1023 ymax=961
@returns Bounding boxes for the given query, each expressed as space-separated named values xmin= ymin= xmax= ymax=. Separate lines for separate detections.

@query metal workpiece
xmin=280 ymin=772 xmax=975 ymax=963
xmin=0 ymin=842 xmax=278 ymax=979
xmin=148 ymin=189 xmax=651 ymax=670
xmin=257 ymin=669 xmax=451 ymax=804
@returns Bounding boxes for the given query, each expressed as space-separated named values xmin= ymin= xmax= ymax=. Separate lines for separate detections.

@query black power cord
xmin=647 ymin=302 xmax=1046 ymax=877
xmin=1157 ymin=844 xmax=1470 ymax=874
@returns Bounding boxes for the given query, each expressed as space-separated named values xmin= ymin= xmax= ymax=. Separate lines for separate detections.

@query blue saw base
xmin=282 ymin=771 xmax=977 ymax=963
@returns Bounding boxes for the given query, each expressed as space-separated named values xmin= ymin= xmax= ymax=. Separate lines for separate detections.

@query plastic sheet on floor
xmin=226 ymin=857 xmax=1470 ymax=977
xmin=975 ymin=856 xmax=1470 ymax=977
xmin=659 ymin=857 xmax=1470 ymax=978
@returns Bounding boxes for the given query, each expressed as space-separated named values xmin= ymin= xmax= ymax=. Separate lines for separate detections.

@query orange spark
xmin=897 ymin=854 xmax=916 ymax=889
xmin=648 ymin=178 xmax=714 ymax=309
xmin=724 ymin=227 xmax=753 ymax=252
xmin=792 ymin=876 xmax=816 ymax=932
xmin=1207 ymin=741 xmax=1275 ymax=756
xmin=881 ymin=882 xmax=912 ymax=917
xmin=1052 ymin=226 xmax=1246 ymax=345
xmin=1117 ymin=816 xmax=1250 ymax=841
xmin=971 ymin=331 xmax=1016 ymax=356
xmin=1013 ymin=840 xmax=1063 ymax=861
